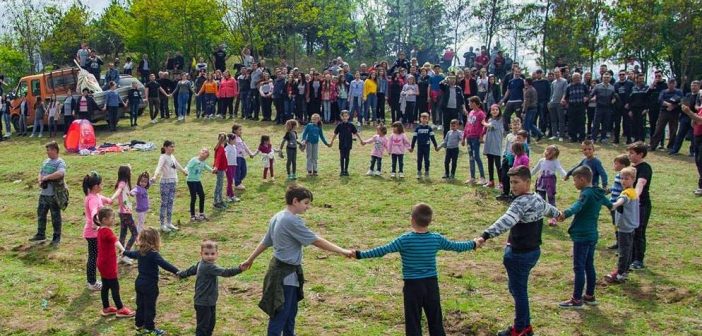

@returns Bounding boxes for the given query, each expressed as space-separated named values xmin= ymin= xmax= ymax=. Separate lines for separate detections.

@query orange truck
xmin=7 ymin=67 xmax=145 ymax=128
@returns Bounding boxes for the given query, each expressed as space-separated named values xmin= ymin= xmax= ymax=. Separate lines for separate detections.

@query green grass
xmin=0 ymin=116 xmax=701 ymax=336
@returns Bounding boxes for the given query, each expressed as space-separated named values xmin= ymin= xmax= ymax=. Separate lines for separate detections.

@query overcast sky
xmin=83 ymin=0 xmax=110 ymax=14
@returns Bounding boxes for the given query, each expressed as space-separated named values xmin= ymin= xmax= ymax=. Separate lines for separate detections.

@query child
xmin=627 ymin=141 xmax=652 ymax=270
xmin=213 ymin=133 xmax=228 ymax=208
xmin=531 ymin=145 xmax=567 ymax=226
xmin=512 ymin=142 xmax=529 ymax=168
xmin=565 ymin=140 xmax=608 ymax=190
xmin=253 ymin=135 xmax=278 ymax=181
xmin=607 ymin=154 xmax=631 ymax=249
xmin=95 ymin=207 xmax=135 ymax=318
xmin=131 ymin=172 xmax=150 ymax=234
xmin=353 ymin=203 xmax=477 ymax=335
xmin=231 ymin=124 xmax=254 ymax=189
xmin=300 ymin=113 xmax=329 ymax=176
xmin=240 ymin=185 xmax=353 ymax=336
xmin=482 ymin=104 xmax=504 ymax=188
xmin=496 ymin=118 xmax=523 ymax=201
xmin=280 ymin=119 xmax=304 ymax=180
xmin=83 ymin=171 xmax=112 ymax=291
xmin=558 ymin=166 xmax=612 ymax=308
xmin=329 ymin=110 xmax=362 ymax=176
xmin=388 ymin=121 xmax=411 ymax=178
xmin=152 ymin=140 xmax=188 ymax=232
xmin=462 ymin=96 xmax=486 ymax=184
xmin=111 ymin=165 xmax=137 ymax=265
xmin=411 ymin=112 xmax=438 ymax=179
xmin=123 ymin=228 xmax=180 ymax=336
xmin=224 ymin=133 xmax=240 ymax=202
xmin=30 ymin=96 xmax=45 ymax=137
xmin=437 ymin=119 xmax=463 ymax=180
xmin=605 ymin=166 xmax=639 ymax=283
xmin=178 ymin=240 xmax=245 ymax=336
xmin=474 ymin=166 xmax=561 ymax=336
xmin=362 ymin=124 xmax=389 ymax=176
xmin=186 ymin=148 xmax=215 ymax=221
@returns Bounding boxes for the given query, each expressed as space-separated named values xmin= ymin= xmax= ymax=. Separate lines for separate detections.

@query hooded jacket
xmin=563 ymin=186 xmax=612 ymax=242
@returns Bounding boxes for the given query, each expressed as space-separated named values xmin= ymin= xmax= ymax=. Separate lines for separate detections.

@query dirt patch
xmin=444 ymin=310 xmax=495 ymax=336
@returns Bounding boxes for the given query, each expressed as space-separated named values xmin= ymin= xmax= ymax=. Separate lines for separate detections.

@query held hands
xmin=239 ymin=259 xmax=253 ymax=271
xmin=344 ymin=249 xmax=357 ymax=259
xmin=556 ymin=212 xmax=566 ymax=222
xmin=473 ymin=237 xmax=486 ymax=249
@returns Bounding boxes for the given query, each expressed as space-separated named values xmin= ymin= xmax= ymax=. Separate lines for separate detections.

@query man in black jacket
xmin=439 ymin=76 xmax=467 ymax=137
xmin=613 ymin=70 xmax=634 ymax=143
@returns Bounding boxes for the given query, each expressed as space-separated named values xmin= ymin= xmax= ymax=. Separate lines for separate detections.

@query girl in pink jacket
xmin=388 ymin=121 xmax=411 ymax=178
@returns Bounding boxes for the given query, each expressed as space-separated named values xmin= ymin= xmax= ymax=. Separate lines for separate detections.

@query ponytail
xmin=82 ymin=171 xmax=102 ymax=195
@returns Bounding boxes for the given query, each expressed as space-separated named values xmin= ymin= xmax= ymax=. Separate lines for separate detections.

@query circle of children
xmin=30 ymin=48 xmax=688 ymax=336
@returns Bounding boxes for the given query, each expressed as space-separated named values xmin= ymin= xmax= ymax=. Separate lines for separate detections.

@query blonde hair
xmin=545 ymin=145 xmax=560 ymax=160
xmin=285 ymin=119 xmax=298 ymax=132
xmin=138 ymin=227 xmax=161 ymax=255
xmin=620 ymin=166 xmax=637 ymax=179
xmin=201 ymin=239 xmax=218 ymax=251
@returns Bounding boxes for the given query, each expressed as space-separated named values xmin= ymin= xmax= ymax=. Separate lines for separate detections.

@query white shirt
xmin=225 ymin=144 xmax=238 ymax=166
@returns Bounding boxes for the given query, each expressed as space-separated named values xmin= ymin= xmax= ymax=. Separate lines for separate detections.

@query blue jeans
xmin=364 ymin=93 xmax=377 ymax=122
xmin=537 ymin=101 xmax=549 ymax=132
xmin=349 ymin=96 xmax=362 ymax=122
xmin=129 ymin=102 xmax=139 ymax=126
xmin=322 ymin=100 xmax=332 ymax=122
xmin=195 ymin=95 xmax=204 ymax=116
xmin=524 ymin=107 xmax=543 ymax=138
xmin=503 ymin=246 xmax=540 ymax=330
xmin=31 ymin=117 xmax=44 ymax=136
xmin=214 ymin=170 xmax=225 ymax=204
xmin=234 ymin=157 xmax=247 ymax=186
xmin=177 ymin=93 xmax=189 ymax=118
xmin=204 ymin=93 xmax=217 ymax=116
xmin=240 ymin=91 xmax=250 ymax=117
xmin=337 ymin=98 xmax=347 ymax=112
xmin=572 ymin=240 xmax=597 ymax=300
xmin=2 ymin=111 xmax=11 ymax=134
xmin=467 ymin=137 xmax=484 ymax=178
xmin=284 ymin=98 xmax=294 ymax=118
xmin=267 ymin=285 xmax=299 ymax=336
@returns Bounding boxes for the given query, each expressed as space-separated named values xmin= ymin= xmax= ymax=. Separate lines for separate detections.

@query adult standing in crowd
xmin=86 ymin=51 xmax=103 ymax=84
xmin=650 ymin=78 xmax=683 ymax=151
xmin=500 ymin=65 xmax=525 ymax=131
xmin=548 ymin=68 xmax=568 ymax=141
xmin=75 ymin=42 xmax=90 ymax=68
xmin=647 ymin=70 xmax=667 ymax=140
xmin=213 ymin=45 xmax=227 ymax=72
xmin=628 ymin=73 xmax=649 ymax=143
xmin=590 ymin=72 xmax=618 ymax=144
xmin=138 ymin=54 xmax=150 ymax=84
xmin=61 ymin=88 xmax=76 ymax=136
xmin=29 ymin=141 xmax=66 ymax=247
xmin=670 ymin=80 xmax=699 ymax=155
xmin=562 ymin=73 xmax=589 ymax=143
xmin=613 ymin=70 xmax=634 ymax=144
xmin=532 ymin=70 xmax=551 ymax=134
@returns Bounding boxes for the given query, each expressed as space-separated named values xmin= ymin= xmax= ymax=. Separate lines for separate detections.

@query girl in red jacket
xmin=213 ymin=132 xmax=228 ymax=208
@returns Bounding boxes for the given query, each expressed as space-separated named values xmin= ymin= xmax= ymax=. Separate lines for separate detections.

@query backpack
xmin=51 ymin=180 xmax=69 ymax=211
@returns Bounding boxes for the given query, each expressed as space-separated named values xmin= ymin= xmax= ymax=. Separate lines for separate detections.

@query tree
xmin=1 ymin=0 xmax=56 ymax=72
xmin=0 ymin=42 xmax=31 ymax=82
xmin=471 ymin=0 xmax=512 ymax=54
xmin=90 ymin=0 xmax=130 ymax=60
xmin=42 ymin=3 xmax=91 ymax=67
xmin=445 ymin=0 xmax=470 ymax=66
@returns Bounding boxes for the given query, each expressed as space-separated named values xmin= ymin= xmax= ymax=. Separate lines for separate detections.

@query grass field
xmin=0 ymin=115 xmax=701 ymax=336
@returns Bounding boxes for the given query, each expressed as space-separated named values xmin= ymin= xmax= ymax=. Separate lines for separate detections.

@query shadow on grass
xmin=64 ymin=288 xmax=94 ymax=321
xmin=12 ymin=242 xmax=54 ymax=266
xmin=575 ymin=305 xmax=628 ymax=335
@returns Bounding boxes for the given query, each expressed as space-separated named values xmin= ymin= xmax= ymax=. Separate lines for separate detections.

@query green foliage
xmin=89 ymin=0 xmax=130 ymax=59
xmin=41 ymin=3 xmax=91 ymax=67
xmin=0 ymin=43 xmax=30 ymax=82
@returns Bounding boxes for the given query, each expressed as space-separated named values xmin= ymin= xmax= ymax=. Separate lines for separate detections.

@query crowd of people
xmin=11 ymin=42 xmax=702 ymax=336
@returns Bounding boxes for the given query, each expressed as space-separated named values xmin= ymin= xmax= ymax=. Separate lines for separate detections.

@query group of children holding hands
xmin=65 ymin=90 xmax=655 ymax=335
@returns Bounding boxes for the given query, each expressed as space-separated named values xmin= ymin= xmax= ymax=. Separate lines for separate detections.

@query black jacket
xmin=440 ymin=83 xmax=465 ymax=109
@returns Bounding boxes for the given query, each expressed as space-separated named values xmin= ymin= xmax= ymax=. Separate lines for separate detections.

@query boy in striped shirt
xmin=352 ymin=203 xmax=477 ymax=336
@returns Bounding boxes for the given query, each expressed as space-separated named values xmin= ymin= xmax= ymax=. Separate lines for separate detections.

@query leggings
xmin=187 ymin=181 xmax=205 ymax=216
xmin=226 ymin=165 xmax=237 ymax=198
xmin=86 ymin=238 xmax=98 ymax=285
xmin=340 ymin=148 xmax=351 ymax=173
xmin=369 ymin=156 xmax=382 ymax=172
xmin=392 ymin=154 xmax=404 ymax=173
xmin=416 ymin=145 xmax=430 ymax=172
xmin=214 ymin=170 xmax=225 ymax=205
xmin=119 ymin=213 xmax=137 ymax=251
xmin=159 ymin=181 xmax=176 ymax=226
xmin=101 ymin=278 xmax=124 ymax=309
xmin=264 ymin=159 xmax=275 ymax=178
xmin=286 ymin=147 xmax=297 ymax=175
xmin=306 ymin=142 xmax=319 ymax=173
xmin=486 ymin=154 xmax=501 ymax=183
xmin=444 ymin=147 xmax=458 ymax=177
xmin=136 ymin=212 xmax=146 ymax=233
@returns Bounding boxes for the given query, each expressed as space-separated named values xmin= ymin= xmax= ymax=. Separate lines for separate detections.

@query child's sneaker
xmin=630 ymin=260 xmax=645 ymax=270
xmin=449 ymin=174 xmax=455 ymax=180
xmin=292 ymin=174 xmax=297 ymax=180
xmin=478 ymin=177 xmax=486 ymax=185
xmin=604 ymin=271 xmax=626 ymax=284
xmin=424 ymin=171 xmax=429 ymax=177
xmin=583 ymin=295 xmax=598 ymax=306
xmin=441 ymin=175 xmax=449 ymax=179
xmin=496 ymin=183 xmax=503 ymax=190
xmin=390 ymin=172 xmax=396 ymax=178
xmin=464 ymin=178 xmax=476 ymax=184
xmin=497 ymin=325 xmax=534 ymax=336
xmin=143 ymin=328 xmax=167 ymax=335
xmin=366 ymin=169 xmax=373 ymax=176
xmin=374 ymin=170 xmax=381 ymax=176
xmin=483 ymin=181 xmax=495 ymax=188
xmin=558 ymin=297 xmax=584 ymax=309
xmin=197 ymin=213 xmax=208 ymax=221
xmin=167 ymin=223 xmax=179 ymax=231
xmin=87 ymin=281 xmax=103 ymax=291
xmin=160 ymin=224 xmax=171 ymax=232
xmin=116 ymin=307 xmax=136 ymax=318
xmin=190 ymin=215 xmax=198 ymax=221
xmin=416 ymin=171 xmax=422 ymax=179
xmin=235 ymin=185 xmax=246 ymax=190
xmin=399 ymin=172 xmax=405 ymax=178
xmin=101 ymin=306 xmax=118 ymax=316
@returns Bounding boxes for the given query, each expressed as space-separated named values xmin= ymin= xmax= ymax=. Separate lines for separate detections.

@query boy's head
xmin=571 ymin=166 xmax=593 ymax=189
xmin=200 ymin=240 xmax=219 ymax=263
xmin=340 ymin=110 xmax=350 ymax=121
xmin=510 ymin=118 xmax=522 ymax=133
xmin=450 ymin=119 xmax=459 ymax=131
xmin=619 ymin=166 xmax=637 ymax=189
xmin=613 ymin=154 xmax=630 ymax=172
xmin=507 ymin=166 xmax=531 ymax=196
xmin=285 ymin=184 xmax=313 ymax=214
xmin=581 ymin=140 xmax=595 ymax=158
xmin=627 ymin=141 xmax=648 ymax=164
xmin=411 ymin=203 xmax=433 ymax=228
xmin=515 ymin=130 xmax=528 ymax=143
xmin=419 ymin=112 xmax=429 ymax=124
